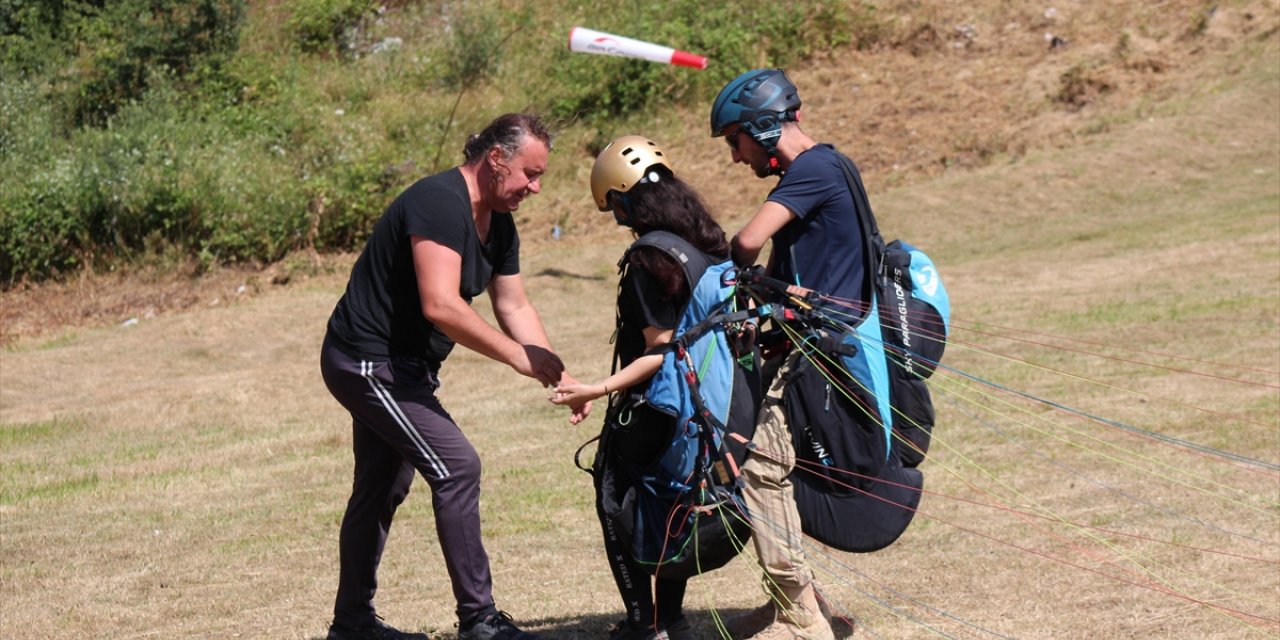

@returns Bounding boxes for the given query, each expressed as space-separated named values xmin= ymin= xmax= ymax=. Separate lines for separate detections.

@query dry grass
xmin=2 ymin=2 xmax=1279 ymax=638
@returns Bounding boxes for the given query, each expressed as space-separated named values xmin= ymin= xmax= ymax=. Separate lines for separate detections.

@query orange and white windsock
xmin=568 ymin=26 xmax=707 ymax=69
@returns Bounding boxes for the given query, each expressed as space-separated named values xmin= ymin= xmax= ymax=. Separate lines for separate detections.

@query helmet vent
xmin=589 ymin=134 xmax=674 ymax=212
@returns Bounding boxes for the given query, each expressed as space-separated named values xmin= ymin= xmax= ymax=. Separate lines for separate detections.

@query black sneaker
xmin=607 ymin=620 xmax=665 ymax=640
xmin=458 ymin=611 xmax=540 ymax=640
xmin=327 ymin=616 xmax=429 ymax=640
xmin=660 ymin=617 xmax=695 ymax=640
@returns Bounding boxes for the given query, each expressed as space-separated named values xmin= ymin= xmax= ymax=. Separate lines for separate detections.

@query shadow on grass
xmin=521 ymin=609 xmax=858 ymax=640
xmin=305 ymin=608 xmax=858 ymax=640
xmin=534 ymin=268 xmax=607 ymax=281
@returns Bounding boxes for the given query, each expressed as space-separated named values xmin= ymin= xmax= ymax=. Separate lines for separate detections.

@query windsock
xmin=568 ymin=26 xmax=707 ymax=69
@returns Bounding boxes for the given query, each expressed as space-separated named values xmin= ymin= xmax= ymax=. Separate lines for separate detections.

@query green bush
xmin=0 ymin=159 xmax=90 ymax=283
xmin=40 ymin=0 xmax=246 ymax=129
xmin=195 ymin=141 xmax=310 ymax=266
xmin=0 ymin=79 xmax=87 ymax=282
xmin=0 ymin=0 xmax=68 ymax=75
xmin=0 ymin=74 xmax=315 ymax=282
xmin=440 ymin=4 xmax=509 ymax=90
xmin=0 ymin=0 xmax=876 ymax=286
xmin=286 ymin=0 xmax=376 ymax=56
xmin=306 ymin=159 xmax=397 ymax=251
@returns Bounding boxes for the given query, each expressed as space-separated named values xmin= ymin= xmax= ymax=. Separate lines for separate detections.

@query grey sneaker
xmin=327 ymin=617 xmax=429 ymax=640
xmin=458 ymin=611 xmax=540 ymax=640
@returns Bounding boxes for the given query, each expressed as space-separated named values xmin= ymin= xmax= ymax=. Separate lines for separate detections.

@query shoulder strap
xmin=830 ymin=149 xmax=885 ymax=311
xmin=628 ymin=230 xmax=743 ymax=355
xmin=626 ymin=229 xmax=713 ymax=295
xmin=609 ymin=231 xmax=714 ymax=388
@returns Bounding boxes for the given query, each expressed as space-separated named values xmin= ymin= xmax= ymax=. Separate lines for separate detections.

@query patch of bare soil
xmin=3 ymin=0 xmax=1275 ymax=346
xmin=0 ymin=254 xmax=353 ymax=345
xmin=775 ymin=0 xmax=1277 ymax=185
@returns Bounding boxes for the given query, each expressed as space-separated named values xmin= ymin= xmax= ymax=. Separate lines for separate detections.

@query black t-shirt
xmin=610 ymin=248 xmax=686 ymax=464
xmin=615 ymin=249 xmax=684 ymax=390
xmin=326 ymin=167 xmax=520 ymax=366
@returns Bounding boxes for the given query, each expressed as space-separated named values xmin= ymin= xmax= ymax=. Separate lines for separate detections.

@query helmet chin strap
xmin=746 ymin=124 xmax=786 ymax=176
xmin=767 ymin=155 xmax=782 ymax=176
xmin=755 ymin=109 xmax=796 ymax=176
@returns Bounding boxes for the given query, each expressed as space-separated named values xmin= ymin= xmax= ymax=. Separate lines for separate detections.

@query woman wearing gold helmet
xmin=552 ymin=135 xmax=733 ymax=640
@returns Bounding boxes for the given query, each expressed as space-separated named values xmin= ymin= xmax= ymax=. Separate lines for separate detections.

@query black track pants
xmin=321 ymin=335 xmax=492 ymax=626
xmin=594 ymin=452 xmax=687 ymax=628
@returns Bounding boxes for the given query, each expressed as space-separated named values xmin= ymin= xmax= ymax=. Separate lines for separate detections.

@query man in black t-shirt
xmin=327 ymin=164 xmax=520 ymax=364
xmin=320 ymin=113 xmax=589 ymax=640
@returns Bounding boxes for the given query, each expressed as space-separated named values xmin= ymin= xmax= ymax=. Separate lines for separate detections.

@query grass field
xmin=2 ymin=11 xmax=1278 ymax=640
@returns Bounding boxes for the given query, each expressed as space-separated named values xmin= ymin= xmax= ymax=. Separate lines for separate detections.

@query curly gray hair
xmin=463 ymin=113 xmax=554 ymax=164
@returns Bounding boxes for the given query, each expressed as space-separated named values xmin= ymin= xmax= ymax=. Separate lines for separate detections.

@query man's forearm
xmin=495 ymin=303 xmax=553 ymax=350
xmin=427 ymin=297 xmax=525 ymax=366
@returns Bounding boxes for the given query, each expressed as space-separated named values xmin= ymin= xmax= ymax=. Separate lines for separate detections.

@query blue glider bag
xmin=594 ymin=399 xmax=754 ymax=580
xmin=785 ymin=330 xmax=923 ymax=553
xmin=879 ymin=239 xmax=950 ymax=468
xmin=594 ymin=230 xmax=758 ymax=580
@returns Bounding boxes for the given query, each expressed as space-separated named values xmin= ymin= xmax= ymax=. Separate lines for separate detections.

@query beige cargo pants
xmin=741 ymin=349 xmax=815 ymax=598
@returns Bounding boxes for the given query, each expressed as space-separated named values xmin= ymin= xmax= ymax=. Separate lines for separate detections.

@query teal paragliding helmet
xmin=709 ymin=68 xmax=802 ymax=154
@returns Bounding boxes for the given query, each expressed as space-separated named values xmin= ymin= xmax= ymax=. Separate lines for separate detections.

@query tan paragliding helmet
xmin=590 ymin=135 xmax=674 ymax=213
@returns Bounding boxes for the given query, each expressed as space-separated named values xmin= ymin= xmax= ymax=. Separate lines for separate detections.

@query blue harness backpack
xmin=833 ymin=151 xmax=950 ymax=471
xmin=878 ymin=238 xmax=950 ymax=467
xmin=584 ymin=230 xmax=760 ymax=579
xmin=741 ymin=150 xmax=950 ymax=553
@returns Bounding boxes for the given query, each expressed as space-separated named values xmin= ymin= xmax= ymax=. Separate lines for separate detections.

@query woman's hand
xmin=551 ymin=374 xmax=595 ymax=424
xmin=550 ymin=382 xmax=607 ymax=412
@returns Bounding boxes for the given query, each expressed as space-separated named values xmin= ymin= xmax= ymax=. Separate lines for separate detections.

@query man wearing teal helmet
xmin=711 ymin=68 xmax=869 ymax=640
xmin=709 ymin=68 xmax=801 ymax=177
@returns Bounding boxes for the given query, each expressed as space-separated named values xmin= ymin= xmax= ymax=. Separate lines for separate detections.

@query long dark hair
xmin=624 ymin=174 xmax=729 ymax=299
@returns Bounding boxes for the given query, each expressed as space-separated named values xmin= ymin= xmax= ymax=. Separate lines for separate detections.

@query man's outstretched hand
xmin=515 ymin=344 xmax=565 ymax=387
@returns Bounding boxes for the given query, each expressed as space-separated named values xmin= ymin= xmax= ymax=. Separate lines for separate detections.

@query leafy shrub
xmin=286 ymin=0 xmax=376 ymax=56
xmin=0 ymin=159 xmax=90 ymax=283
xmin=0 ymin=73 xmax=315 ymax=282
xmin=0 ymin=79 xmax=87 ymax=282
xmin=307 ymin=156 xmax=401 ymax=251
xmin=44 ymin=0 xmax=246 ymax=128
xmin=440 ymin=3 xmax=509 ymax=90
xmin=0 ymin=0 xmax=877 ymax=285
xmin=0 ymin=0 xmax=68 ymax=75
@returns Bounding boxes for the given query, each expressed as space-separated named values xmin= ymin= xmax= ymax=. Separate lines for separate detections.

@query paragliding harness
xmin=738 ymin=149 xmax=951 ymax=552
xmin=577 ymin=230 xmax=762 ymax=579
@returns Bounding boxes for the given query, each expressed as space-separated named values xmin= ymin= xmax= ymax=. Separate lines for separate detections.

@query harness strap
xmin=644 ymin=302 xmax=759 ymax=358
xmin=574 ymin=434 xmax=601 ymax=475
